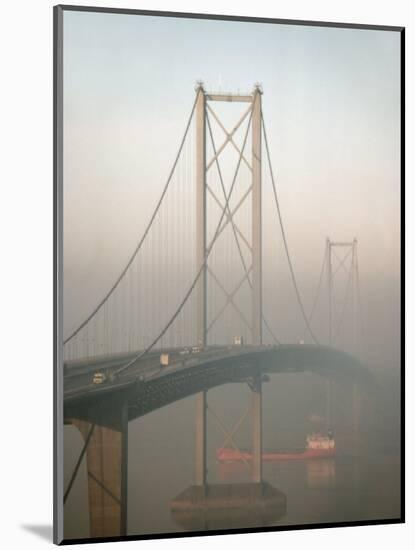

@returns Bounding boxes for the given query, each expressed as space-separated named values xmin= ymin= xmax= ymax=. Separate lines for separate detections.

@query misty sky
xmin=63 ymin=11 xmax=401 ymax=368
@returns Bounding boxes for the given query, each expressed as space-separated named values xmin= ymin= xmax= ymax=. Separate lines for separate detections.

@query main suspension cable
xmin=113 ymin=96 xmax=256 ymax=377
xmin=333 ymin=253 xmax=354 ymax=342
xmin=64 ymin=90 xmax=201 ymax=345
xmin=205 ymin=110 xmax=281 ymax=345
xmin=63 ymin=423 xmax=96 ymax=504
xmin=302 ymin=244 xmax=328 ymax=341
xmin=262 ymin=113 xmax=320 ymax=345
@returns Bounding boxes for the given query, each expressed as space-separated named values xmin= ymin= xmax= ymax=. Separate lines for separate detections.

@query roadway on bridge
xmin=64 ymin=344 xmax=369 ymax=416
xmin=64 ymin=345 xmax=259 ymax=401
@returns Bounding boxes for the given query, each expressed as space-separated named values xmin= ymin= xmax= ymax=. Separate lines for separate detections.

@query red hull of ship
xmin=216 ymin=447 xmax=335 ymax=462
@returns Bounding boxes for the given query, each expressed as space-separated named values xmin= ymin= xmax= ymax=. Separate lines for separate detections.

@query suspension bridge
xmin=63 ymin=83 xmax=369 ymax=540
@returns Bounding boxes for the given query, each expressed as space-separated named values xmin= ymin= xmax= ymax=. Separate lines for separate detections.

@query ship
xmin=216 ymin=432 xmax=335 ymax=463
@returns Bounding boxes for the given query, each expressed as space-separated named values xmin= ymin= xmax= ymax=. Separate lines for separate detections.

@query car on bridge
xmin=92 ymin=372 xmax=107 ymax=384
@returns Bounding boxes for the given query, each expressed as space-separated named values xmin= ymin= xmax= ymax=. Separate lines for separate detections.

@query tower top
xmin=194 ymin=81 xmax=263 ymax=99
xmin=253 ymin=82 xmax=263 ymax=94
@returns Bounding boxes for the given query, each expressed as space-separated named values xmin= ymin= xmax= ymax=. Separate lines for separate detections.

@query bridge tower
xmin=195 ymin=81 xmax=263 ymax=347
xmin=326 ymin=237 xmax=359 ymax=350
xmin=326 ymin=238 xmax=360 ymax=430
xmin=194 ymin=82 xmax=264 ymax=486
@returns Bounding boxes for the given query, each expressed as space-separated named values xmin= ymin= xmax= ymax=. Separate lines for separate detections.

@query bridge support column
xmin=352 ymin=381 xmax=360 ymax=453
xmin=72 ymin=396 xmax=128 ymax=538
xmin=252 ymin=85 xmax=263 ymax=345
xmin=194 ymin=83 xmax=208 ymax=489
xmin=195 ymin=391 xmax=207 ymax=487
xmin=251 ymin=375 xmax=262 ymax=483
xmin=195 ymin=82 xmax=207 ymax=345
xmin=326 ymin=378 xmax=333 ymax=430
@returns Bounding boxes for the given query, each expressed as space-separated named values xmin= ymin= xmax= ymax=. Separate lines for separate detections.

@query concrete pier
xmin=171 ymin=482 xmax=286 ymax=530
xmin=251 ymin=375 xmax=263 ymax=483
xmin=195 ymin=390 xmax=207 ymax=486
xmin=70 ymin=394 xmax=128 ymax=538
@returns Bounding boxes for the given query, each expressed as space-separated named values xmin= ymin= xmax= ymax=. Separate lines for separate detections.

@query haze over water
xmin=64 ymin=368 xmax=400 ymax=538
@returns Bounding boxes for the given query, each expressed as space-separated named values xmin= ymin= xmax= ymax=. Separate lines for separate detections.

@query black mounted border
xmin=53 ymin=4 xmax=405 ymax=545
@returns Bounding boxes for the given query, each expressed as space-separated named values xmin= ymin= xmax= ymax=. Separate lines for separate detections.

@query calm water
xmin=63 ymin=371 xmax=401 ymax=539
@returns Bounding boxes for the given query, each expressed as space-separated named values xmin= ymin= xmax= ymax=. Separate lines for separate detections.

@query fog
xmin=61 ymin=10 xmax=401 ymax=540
xmin=63 ymin=12 xmax=400 ymax=373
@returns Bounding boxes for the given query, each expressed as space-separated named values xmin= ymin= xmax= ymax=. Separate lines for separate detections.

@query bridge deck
xmin=64 ymin=344 xmax=371 ymax=422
